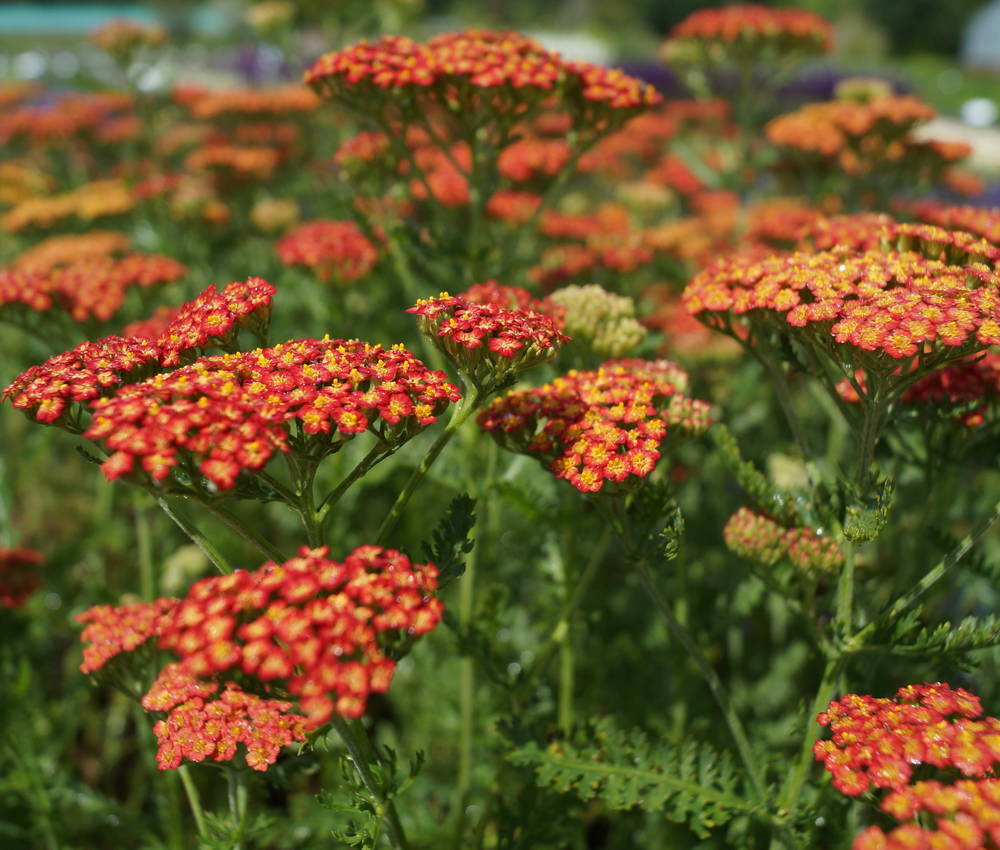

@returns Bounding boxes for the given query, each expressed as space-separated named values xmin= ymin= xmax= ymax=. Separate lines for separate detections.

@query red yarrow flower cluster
xmin=0 ymin=546 xmax=43 ymax=608
xmin=478 ymin=359 xmax=711 ymax=492
xmin=77 ymin=597 xmax=179 ymax=673
xmin=85 ymin=338 xmax=459 ymax=489
xmin=882 ymin=221 xmax=1000 ymax=268
xmin=3 ymin=277 xmax=276 ymax=428
xmin=910 ymin=201 xmax=1000 ymax=245
xmin=665 ymin=4 xmax=833 ymax=52
xmin=463 ymin=279 xmax=563 ymax=320
xmin=408 ymin=291 xmax=568 ymax=385
xmin=815 ymin=683 xmax=995 ymax=796
xmin=723 ymin=507 xmax=843 ymax=577
xmin=142 ymin=665 xmax=308 ymax=771
xmin=683 ymin=248 xmax=1000 ymax=359
xmin=275 ymin=220 xmax=378 ymax=284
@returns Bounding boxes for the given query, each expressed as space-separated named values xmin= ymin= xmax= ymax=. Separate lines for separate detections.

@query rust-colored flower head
xmin=0 ymin=546 xmax=43 ymax=608
xmin=276 ymin=220 xmax=378 ymax=284
xmin=408 ymin=290 xmax=568 ymax=391
xmin=89 ymin=19 xmax=166 ymax=57
xmin=84 ymin=338 xmax=460 ymax=491
xmin=478 ymin=359 xmax=710 ymax=493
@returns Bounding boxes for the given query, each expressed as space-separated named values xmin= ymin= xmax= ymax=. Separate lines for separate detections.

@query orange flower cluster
xmin=643 ymin=154 xmax=706 ymax=198
xmin=275 ymin=219 xmax=379 ymax=283
xmin=0 ymin=253 xmax=186 ymax=323
xmin=910 ymin=201 xmax=1000 ymax=244
xmin=683 ymin=248 xmax=1000 ymax=359
xmin=0 ymin=92 xmax=133 ymax=146
xmin=305 ymin=29 xmax=659 ymax=114
xmin=816 ymin=683 xmax=993 ymax=796
xmin=408 ymin=292 xmax=567 ymax=383
xmin=2 ymin=178 xmax=135 ymax=232
xmin=332 ymin=130 xmax=390 ymax=169
xmin=3 ymin=277 xmax=276 ymax=426
xmin=122 ymin=306 xmax=180 ymax=340
xmin=144 ymin=666 xmax=308 ymax=771
xmin=530 ymin=238 xmax=655 ymax=288
xmin=13 ymin=230 xmax=132 ymax=272
xmin=0 ymin=546 xmax=43 ymax=608
xmin=77 ymin=545 xmax=444 ymax=768
xmin=85 ymin=338 xmax=459 ymax=489
xmin=406 ymin=143 xmax=471 ymax=207
xmin=478 ymin=359 xmax=710 ymax=492
xmin=498 ymin=137 xmax=571 ymax=183
xmin=486 ymin=189 xmax=542 ymax=224
xmin=184 ymin=144 xmax=281 ymax=181
xmin=723 ymin=507 xmax=843 ymax=577
xmin=539 ymin=204 xmax=631 ymax=242
xmin=178 ymin=84 xmax=319 ymax=120
xmin=665 ymin=4 xmax=833 ymax=53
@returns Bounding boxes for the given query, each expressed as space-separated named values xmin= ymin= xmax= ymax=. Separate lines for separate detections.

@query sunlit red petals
xmin=478 ymin=359 xmax=709 ymax=492
xmin=816 ymin=683 xmax=996 ymax=797
xmin=84 ymin=339 xmax=458 ymax=489
xmin=683 ymin=248 xmax=1000 ymax=358
xmin=76 ymin=597 xmax=179 ymax=673
xmin=0 ymin=546 xmax=43 ymax=609
xmin=276 ymin=220 xmax=379 ymax=283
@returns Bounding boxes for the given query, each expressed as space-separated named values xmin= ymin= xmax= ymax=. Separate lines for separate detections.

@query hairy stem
xmin=177 ymin=765 xmax=208 ymax=839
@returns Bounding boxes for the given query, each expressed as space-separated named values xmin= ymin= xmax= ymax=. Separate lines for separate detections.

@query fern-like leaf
xmin=508 ymin=718 xmax=759 ymax=838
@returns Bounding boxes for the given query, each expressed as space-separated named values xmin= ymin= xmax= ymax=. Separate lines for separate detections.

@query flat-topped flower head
xmin=815 ymin=683 xmax=992 ymax=797
xmin=910 ymin=201 xmax=1000 ymax=244
xmin=881 ymin=221 xmax=1000 ymax=268
xmin=14 ymin=231 xmax=131 ymax=272
xmin=663 ymin=4 xmax=833 ymax=61
xmin=3 ymin=278 xmax=276 ymax=430
xmin=408 ymin=290 xmax=568 ymax=390
xmin=84 ymin=339 xmax=459 ymax=491
xmin=305 ymin=29 xmax=659 ymax=130
xmin=549 ymin=284 xmax=646 ymax=357
xmin=276 ymin=220 xmax=378 ymax=284
xmin=77 ymin=598 xmax=179 ymax=673
xmin=683 ymin=248 xmax=1000 ymax=362
xmin=478 ymin=359 xmax=710 ymax=493
xmin=0 ymin=546 xmax=43 ymax=609
xmin=89 ymin=19 xmax=166 ymax=55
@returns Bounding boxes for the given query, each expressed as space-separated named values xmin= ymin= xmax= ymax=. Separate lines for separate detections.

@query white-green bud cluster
xmin=550 ymin=284 xmax=646 ymax=358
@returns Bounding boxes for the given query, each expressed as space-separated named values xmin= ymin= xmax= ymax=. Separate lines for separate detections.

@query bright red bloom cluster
xmin=408 ymin=291 xmax=567 ymax=384
xmin=911 ymin=201 xmax=1000 ymax=245
xmin=723 ymin=507 xmax=843 ymax=577
xmin=3 ymin=278 xmax=276 ymax=427
xmin=530 ymin=238 xmax=655 ymax=288
xmin=478 ymin=359 xmax=710 ymax=492
xmin=683 ymin=248 xmax=1000 ymax=359
xmin=85 ymin=338 xmax=459 ymax=489
xmin=77 ymin=546 xmax=443 ymax=769
xmin=498 ymin=137 xmax=571 ymax=183
xmin=486 ymin=189 xmax=542 ymax=224
xmin=0 ymin=92 xmax=133 ymax=146
xmin=305 ymin=29 xmax=659 ymax=113
xmin=276 ymin=219 xmax=379 ymax=283
xmin=153 ymin=545 xmax=442 ymax=724
xmin=0 ymin=253 xmax=186 ymax=323
xmin=145 ymin=669 xmax=309 ymax=771
xmin=666 ymin=4 xmax=833 ymax=52
xmin=462 ymin=279 xmax=561 ymax=318
xmin=77 ymin=597 xmax=179 ymax=673
xmin=0 ymin=546 xmax=43 ymax=608
xmin=815 ymin=683 xmax=994 ymax=796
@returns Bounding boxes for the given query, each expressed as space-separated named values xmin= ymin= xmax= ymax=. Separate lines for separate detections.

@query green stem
xmin=330 ymin=716 xmax=409 ymax=850
xmin=4 ymin=739 xmax=59 ymax=850
xmin=228 ymin=769 xmax=249 ymax=850
xmin=456 ymin=525 xmax=477 ymax=818
xmin=201 ymin=500 xmax=287 ymax=563
xmin=177 ymin=765 xmax=208 ymax=839
xmin=135 ymin=493 xmax=154 ymax=601
xmin=318 ymin=442 xmax=396 ymax=522
xmin=632 ymin=558 xmax=767 ymax=803
xmin=757 ymin=349 xmax=821 ymax=489
xmin=376 ymin=389 xmax=483 ymax=545
xmin=155 ymin=496 xmax=235 ymax=575
xmin=834 ymin=539 xmax=855 ymax=636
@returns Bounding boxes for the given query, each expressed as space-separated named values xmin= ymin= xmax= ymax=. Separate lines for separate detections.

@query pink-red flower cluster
xmin=478 ymin=359 xmax=710 ymax=492
xmin=486 ymin=189 xmax=542 ymax=224
xmin=408 ymin=291 xmax=568 ymax=383
xmin=77 ymin=597 xmax=180 ymax=673
xmin=683 ymin=248 xmax=1000 ymax=359
xmin=276 ymin=219 xmax=379 ymax=283
xmin=178 ymin=84 xmax=319 ymax=120
xmin=910 ymin=201 xmax=1000 ymax=245
xmin=85 ymin=338 xmax=459 ymax=489
xmin=723 ymin=507 xmax=843 ymax=577
xmin=882 ymin=221 xmax=1000 ymax=267
xmin=462 ymin=279 xmax=563 ymax=320
xmin=0 ymin=546 xmax=43 ymax=608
